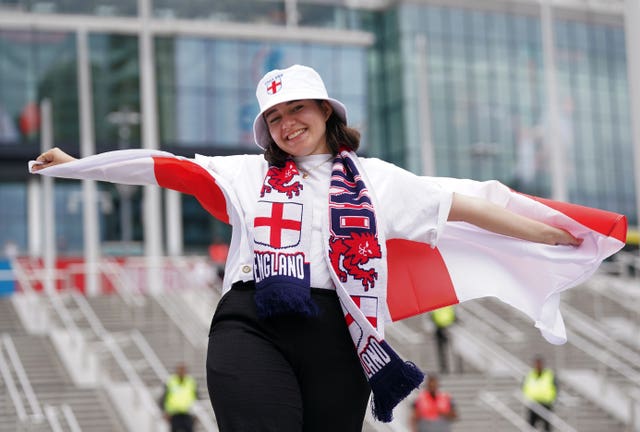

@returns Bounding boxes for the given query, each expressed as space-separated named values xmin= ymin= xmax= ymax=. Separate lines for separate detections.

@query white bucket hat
xmin=252 ymin=64 xmax=348 ymax=149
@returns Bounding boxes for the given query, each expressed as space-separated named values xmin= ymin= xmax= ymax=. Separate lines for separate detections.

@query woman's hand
xmin=31 ymin=147 xmax=76 ymax=172
xmin=541 ymin=225 xmax=583 ymax=246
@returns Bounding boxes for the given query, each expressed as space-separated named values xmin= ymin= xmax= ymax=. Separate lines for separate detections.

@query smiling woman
xmin=30 ymin=64 xmax=625 ymax=432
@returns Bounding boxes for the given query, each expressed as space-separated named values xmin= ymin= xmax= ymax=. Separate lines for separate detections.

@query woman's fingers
xmin=31 ymin=148 xmax=76 ymax=171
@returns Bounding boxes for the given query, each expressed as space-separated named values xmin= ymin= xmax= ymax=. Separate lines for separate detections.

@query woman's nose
xmin=281 ymin=114 xmax=295 ymax=129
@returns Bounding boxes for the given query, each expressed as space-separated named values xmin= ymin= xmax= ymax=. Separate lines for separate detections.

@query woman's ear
xmin=320 ymin=100 xmax=333 ymax=121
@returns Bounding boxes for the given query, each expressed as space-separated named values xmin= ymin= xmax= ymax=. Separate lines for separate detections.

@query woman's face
xmin=264 ymin=99 xmax=333 ymax=157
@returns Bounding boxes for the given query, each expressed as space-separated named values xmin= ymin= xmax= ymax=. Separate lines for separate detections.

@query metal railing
xmin=478 ymin=391 xmax=538 ymax=432
xmin=1 ymin=334 xmax=44 ymax=423
xmin=458 ymin=301 xmax=525 ymax=342
xmin=130 ymin=329 xmax=218 ymax=431
xmin=43 ymin=404 xmax=82 ymax=432
xmin=452 ymin=325 xmax=587 ymax=431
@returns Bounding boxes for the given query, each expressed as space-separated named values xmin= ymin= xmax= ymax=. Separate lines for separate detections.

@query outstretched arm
xmin=448 ymin=193 xmax=582 ymax=246
xmin=30 ymin=147 xmax=232 ymax=224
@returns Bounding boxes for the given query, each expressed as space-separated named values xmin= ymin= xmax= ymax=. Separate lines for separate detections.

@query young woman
xmin=31 ymin=64 xmax=623 ymax=432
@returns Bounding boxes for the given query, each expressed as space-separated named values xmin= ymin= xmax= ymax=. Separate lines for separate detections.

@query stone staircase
xmin=0 ymin=313 xmax=127 ymax=432
xmin=2 ymin=262 xmax=637 ymax=432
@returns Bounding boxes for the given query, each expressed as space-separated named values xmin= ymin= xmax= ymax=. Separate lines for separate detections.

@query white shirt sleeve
xmin=361 ymin=158 xmax=453 ymax=247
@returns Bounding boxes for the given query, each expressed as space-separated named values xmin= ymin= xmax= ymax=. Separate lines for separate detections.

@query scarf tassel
xmin=369 ymin=347 xmax=424 ymax=423
xmin=254 ymin=280 xmax=318 ymax=318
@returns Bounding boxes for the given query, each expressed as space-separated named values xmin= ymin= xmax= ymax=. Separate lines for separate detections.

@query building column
xmin=27 ymin=179 xmax=42 ymax=258
xmin=415 ymin=34 xmax=435 ymax=177
xmin=139 ymin=0 xmax=164 ymax=293
xmin=540 ymin=1 xmax=567 ymax=202
xmin=77 ymin=29 xmax=101 ymax=296
xmin=165 ymin=190 xmax=183 ymax=257
xmin=40 ymin=100 xmax=56 ymax=293
xmin=625 ymin=0 xmax=640 ymax=237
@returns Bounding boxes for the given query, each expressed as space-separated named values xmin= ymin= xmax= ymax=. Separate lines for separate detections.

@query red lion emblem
xmin=329 ymin=232 xmax=382 ymax=291
xmin=260 ymin=160 xmax=303 ymax=199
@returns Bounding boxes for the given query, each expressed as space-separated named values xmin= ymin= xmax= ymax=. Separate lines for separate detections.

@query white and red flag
xmin=29 ymin=150 xmax=627 ymax=344
xmin=386 ymin=177 xmax=627 ymax=344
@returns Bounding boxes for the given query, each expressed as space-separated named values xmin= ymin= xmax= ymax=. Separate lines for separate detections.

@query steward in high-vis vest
xmin=161 ymin=363 xmax=198 ymax=432
xmin=522 ymin=356 xmax=557 ymax=431
xmin=430 ymin=306 xmax=457 ymax=373
xmin=412 ymin=374 xmax=458 ymax=432
xmin=431 ymin=306 xmax=456 ymax=329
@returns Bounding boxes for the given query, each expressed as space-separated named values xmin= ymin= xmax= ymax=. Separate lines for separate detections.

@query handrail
xmin=191 ymin=401 xmax=219 ymax=431
xmin=459 ymin=301 xmax=525 ymax=341
xmin=48 ymin=289 xmax=82 ymax=334
xmin=2 ymin=334 xmax=44 ymax=421
xmin=42 ymin=403 xmax=83 ymax=432
xmin=478 ymin=391 xmax=537 ymax=431
xmin=70 ymin=291 xmax=162 ymax=418
xmin=565 ymin=331 xmax=640 ymax=387
xmin=61 ymin=403 xmax=82 ymax=432
xmin=10 ymin=258 xmax=39 ymax=296
xmin=451 ymin=325 xmax=528 ymax=379
xmin=130 ymin=329 xmax=218 ymax=431
xmin=43 ymin=404 xmax=64 ymax=432
xmin=0 ymin=341 xmax=28 ymax=422
xmin=153 ymin=292 xmax=203 ymax=348
xmin=70 ymin=291 xmax=109 ymax=338
xmin=100 ymin=258 xmax=147 ymax=307
xmin=585 ymin=276 xmax=640 ymax=337
xmin=12 ymin=257 xmax=80 ymax=336
xmin=562 ymin=304 xmax=640 ymax=374
xmin=129 ymin=329 xmax=169 ymax=381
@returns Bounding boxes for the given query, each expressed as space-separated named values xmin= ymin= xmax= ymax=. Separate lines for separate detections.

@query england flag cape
xmin=29 ymin=149 xmax=627 ymax=419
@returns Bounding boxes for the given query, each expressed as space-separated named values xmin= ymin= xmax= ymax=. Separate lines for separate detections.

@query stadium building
xmin=0 ymin=0 xmax=638 ymax=258
xmin=0 ymin=1 xmax=639 ymax=431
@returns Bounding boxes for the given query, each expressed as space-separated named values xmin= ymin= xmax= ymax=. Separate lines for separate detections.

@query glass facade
xmin=156 ymin=37 xmax=367 ymax=150
xmin=0 ymin=29 xmax=77 ymax=148
xmin=368 ymin=4 xmax=635 ymax=224
xmin=555 ymin=19 xmax=635 ymax=221
xmin=0 ymin=27 xmax=367 ymax=254
xmin=0 ymin=1 xmax=636 ymax=256
xmin=0 ymin=0 xmax=137 ymax=16
xmin=0 ymin=183 xmax=28 ymax=256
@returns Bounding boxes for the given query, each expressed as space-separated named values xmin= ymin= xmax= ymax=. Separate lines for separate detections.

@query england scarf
xmin=29 ymin=149 xmax=628 ymax=421
xmin=254 ymin=148 xmax=422 ymax=421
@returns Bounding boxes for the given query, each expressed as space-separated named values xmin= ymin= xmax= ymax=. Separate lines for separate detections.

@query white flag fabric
xmin=29 ymin=150 xmax=627 ymax=344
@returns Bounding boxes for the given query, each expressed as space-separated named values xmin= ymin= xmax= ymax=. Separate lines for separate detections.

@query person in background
xmin=522 ymin=355 xmax=557 ymax=431
xmin=412 ymin=374 xmax=458 ymax=432
xmin=160 ymin=363 xmax=198 ymax=432
xmin=430 ymin=305 xmax=456 ymax=373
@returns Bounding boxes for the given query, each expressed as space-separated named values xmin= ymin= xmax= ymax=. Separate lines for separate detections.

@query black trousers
xmin=528 ymin=404 xmax=553 ymax=431
xmin=206 ymin=282 xmax=371 ymax=432
xmin=169 ymin=413 xmax=194 ymax=432
xmin=435 ymin=327 xmax=450 ymax=373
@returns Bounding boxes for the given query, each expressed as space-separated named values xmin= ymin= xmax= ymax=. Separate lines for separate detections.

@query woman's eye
xmin=268 ymin=116 xmax=281 ymax=125
xmin=292 ymin=104 xmax=304 ymax=112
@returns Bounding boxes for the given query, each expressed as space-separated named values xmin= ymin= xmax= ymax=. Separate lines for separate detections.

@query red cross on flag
xmin=345 ymin=295 xmax=378 ymax=329
xmin=254 ymin=201 xmax=302 ymax=249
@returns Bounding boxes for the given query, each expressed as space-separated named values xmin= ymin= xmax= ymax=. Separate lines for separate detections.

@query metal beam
xmin=0 ymin=11 xmax=374 ymax=46
xmin=77 ymin=29 xmax=101 ymax=296
xmin=625 ymin=0 xmax=640 ymax=236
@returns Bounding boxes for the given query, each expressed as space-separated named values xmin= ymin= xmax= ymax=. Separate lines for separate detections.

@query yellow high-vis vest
xmin=164 ymin=375 xmax=197 ymax=415
xmin=523 ymin=369 xmax=556 ymax=405
xmin=432 ymin=306 xmax=456 ymax=328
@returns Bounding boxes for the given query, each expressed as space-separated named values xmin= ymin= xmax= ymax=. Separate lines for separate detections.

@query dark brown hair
xmin=263 ymin=100 xmax=361 ymax=166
